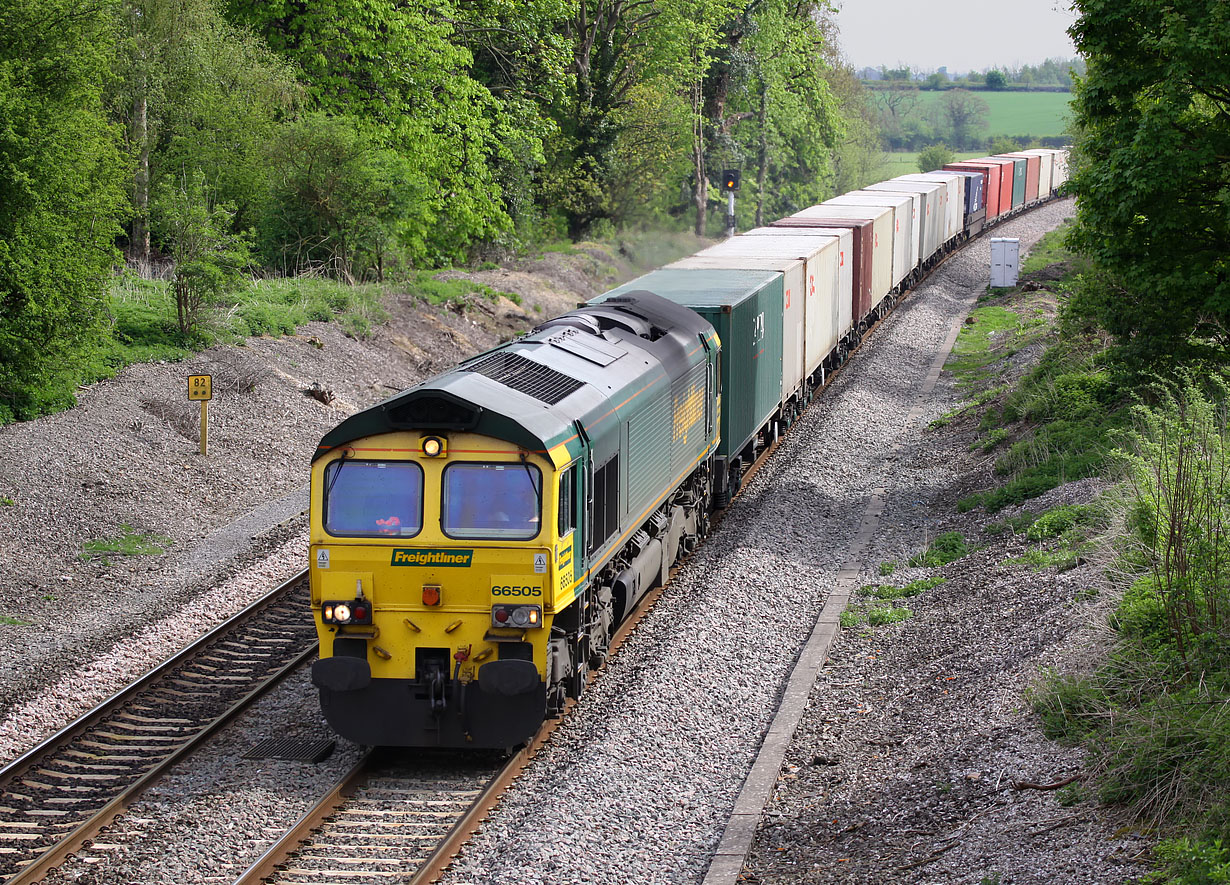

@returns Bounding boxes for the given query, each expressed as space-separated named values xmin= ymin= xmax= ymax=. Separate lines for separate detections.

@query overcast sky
xmin=833 ymin=0 xmax=1079 ymax=73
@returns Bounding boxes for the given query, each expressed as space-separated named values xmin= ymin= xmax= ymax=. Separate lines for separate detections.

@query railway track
xmin=0 ymin=572 xmax=318 ymax=884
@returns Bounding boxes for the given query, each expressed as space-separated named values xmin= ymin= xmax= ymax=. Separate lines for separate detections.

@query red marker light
xmin=354 ymin=606 xmax=366 ymax=620
xmin=495 ymin=609 xmax=509 ymax=624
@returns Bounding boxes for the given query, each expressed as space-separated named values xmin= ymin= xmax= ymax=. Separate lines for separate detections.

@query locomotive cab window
xmin=558 ymin=465 xmax=576 ymax=537
xmin=443 ymin=462 xmax=542 ymax=540
xmin=323 ymin=460 xmax=424 ymax=537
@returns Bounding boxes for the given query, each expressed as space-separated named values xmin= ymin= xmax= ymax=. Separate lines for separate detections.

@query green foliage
xmin=983 ymin=513 xmax=1037 ymax=536
xmin=82 ymin=523 xmax=174 ymax=562
xmin=112 ymin=0 xmax=300 ymax=245
xmin=962 ymin=338 xmax=1124 ymax=513
xmin=878 ymin=560 xmax=897 ymax=576
xmin=946 ymin=306 xmax=1022 ymax=388
xmin=1031 ymin=378 xmax=1230 ymax=883
xmin=987 ymin=136 xmax=1023 ymax=154
xmin=908 ymin=532 xmax=968 ymax=568
xmin=1021 ymin=222 xmax=1081 ymax=274
xmin=229 ymin=0 xmax=517 ymax=262
xmin=154 ymin=169 xmax=252 ymax=333
xmin=1068 ymin=0 xmax=1230 ymax=367
xmin=1115 ymin=373 xmax=1230 ymax=676
xmin=1153 ymin=837 xmax=1230 ymax=884
xmin=867 ymin=605 xmax=912 ymax=626
xmin=875 ymin=576 xmax=946 ymax=599
xmin=939 ymin=89 xmax=989 ymax=150
xmin=917 ymin=143 xmax=954 ymax=173
xmin=261 ymin=114 xmax=417 ymax=279
xmin=0 ymin=0 xmax=128 ymax=424
xmin=839 ymin=608 xmax=861 ymax=628
xmin=985 ymin=70 xmax=1007 ymax=90
xmin=1027 ymin=504 xmax=1095 ymax=542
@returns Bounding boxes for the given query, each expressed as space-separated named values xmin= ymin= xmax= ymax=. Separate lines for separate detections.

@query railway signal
xmin=721 ymin=169 xmax=740 ymax=238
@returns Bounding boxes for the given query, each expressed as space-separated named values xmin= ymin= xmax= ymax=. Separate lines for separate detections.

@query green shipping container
xmin=593 ymin=268 xmax=785 ymax=470
xmin=1009 ymin=157 xmax=1026 ymax=208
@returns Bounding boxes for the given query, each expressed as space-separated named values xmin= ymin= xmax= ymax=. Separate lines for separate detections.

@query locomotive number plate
xmin=490 ymin=576 xmax=544 ymax=598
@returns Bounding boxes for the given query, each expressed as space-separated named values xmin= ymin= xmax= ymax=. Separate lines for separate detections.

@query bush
xmin=908 ymin=532 xmax=969 ymax=567
xmin=1026 ymin=504 xmax=1094 ymax=541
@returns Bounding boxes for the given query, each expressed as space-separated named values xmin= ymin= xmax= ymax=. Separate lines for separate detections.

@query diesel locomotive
xmin=310 ymin=292 xmax=720 ymax=748
xmin=308 ymin=149 xmax=1069 ymax=748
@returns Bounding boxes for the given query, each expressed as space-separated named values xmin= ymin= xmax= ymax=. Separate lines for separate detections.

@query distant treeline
xmin=862 ymin=58 xmax=1085 ymax=92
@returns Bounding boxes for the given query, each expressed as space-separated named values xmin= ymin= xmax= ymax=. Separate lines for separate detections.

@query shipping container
xmin=1003 ymin=152 xmax=1041 ymax=203
xmin=970 ymin=157 xmax=1016 ymax=214
xmin=1020 ymin=149 xmax=1055 ymax=196
xmin=825 ymin=191 xmax=917 ymax=289
xmin=1052 ymin=149 xmax=1069 ymax=189
xmin=679 ymin=240 xmax=809 ymax=407
xmin=946 ymin=170 xmax=987 ymax=236
xmin=1002 ymin=156 xmax=1027 ymax=208
xmin=865 ymin=179 xmax=943 ymax=266
xmin=946 ymin=161 xmax=1002 ymax=219
xmin=898 ymin=172 xmax=964 ymax=245
xmin=741 ymin=226 xmax=854 ymax=347
xmin=671 ymin=239 xmax=842 ymax=395
xmin=594 ymin=268 xmax=784 ymax=495
xmin=776 ymin=206 xmax=890 ymax=323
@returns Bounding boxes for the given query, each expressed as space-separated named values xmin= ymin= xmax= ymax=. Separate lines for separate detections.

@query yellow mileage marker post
xmin=188 ymin=374 xmax=212 ymax=455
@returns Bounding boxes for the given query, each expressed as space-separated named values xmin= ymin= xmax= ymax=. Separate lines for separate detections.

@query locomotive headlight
xmin=322 ymin=599 xmax=373 ymax=626
xmin=491 ymin=604 xmax=542 ymax=629
xmin=421 ymin=436 xmax=445 ymax=457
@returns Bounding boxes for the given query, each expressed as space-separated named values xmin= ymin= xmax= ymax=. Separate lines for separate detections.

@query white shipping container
xmin=990 ymin=238 xmax=1020 ymax=287
xmin=738 ymin=226 xmax=854 ymax=347
xmin=827 ymin=192 xmax=918 ymax=288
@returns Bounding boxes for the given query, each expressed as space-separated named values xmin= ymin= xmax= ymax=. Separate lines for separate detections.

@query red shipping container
xmin=946 ymin=162 xmax=1002 ymax=219
xmin=971 ymin=158 xmax=1015 ymax=215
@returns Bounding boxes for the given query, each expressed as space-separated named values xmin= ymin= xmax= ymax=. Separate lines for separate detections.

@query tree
xmin=0 ymin=0 xmax=127 ymax=422
xmin=112 ymin=0 xmax=298 ymax=264
xmin=227 ymin=0 xmax=513 ymax=264
xmin=940 ymin=88 xmax=988 ymax=149
xmin=261 ymin=114 xmax=416 ymax=281
xmin=154 ymin=169 xmax=251 ymax=333
xmin=874 ymin=85 xmax=919 ymax=149
xmin=917 ymin=143 xmax=953 ymax=173
xmin=1068 ymin=0 xmax=1230 ymax=366
xmin=985 ymin=69 xmax=1006 ymax=90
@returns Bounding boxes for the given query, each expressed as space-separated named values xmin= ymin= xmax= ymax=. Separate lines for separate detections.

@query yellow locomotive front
xmin=310 ymin=429 xmax=578 ymax=748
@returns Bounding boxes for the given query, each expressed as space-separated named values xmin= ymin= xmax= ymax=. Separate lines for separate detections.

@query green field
xmin=881 ymin=150 xmax=984 ymax=178
xmin=920 ymin=90 xmax=1073 ymax=138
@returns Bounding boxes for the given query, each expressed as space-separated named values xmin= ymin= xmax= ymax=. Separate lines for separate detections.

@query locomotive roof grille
xmin=463 ymin=351 xmax=585 ymax=405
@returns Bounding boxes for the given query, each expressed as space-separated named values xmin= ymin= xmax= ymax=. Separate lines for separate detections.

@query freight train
xmin=308 ymin=149 xmax=1069 ymax=748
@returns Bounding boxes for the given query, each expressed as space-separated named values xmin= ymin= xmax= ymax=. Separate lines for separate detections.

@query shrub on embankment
xmin=1033 ymin=374 xmax=1230 ymax=883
